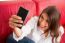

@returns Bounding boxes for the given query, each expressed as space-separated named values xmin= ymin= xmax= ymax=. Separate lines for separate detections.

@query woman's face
xmin=38 ymin=13 xmax=49 ymax=31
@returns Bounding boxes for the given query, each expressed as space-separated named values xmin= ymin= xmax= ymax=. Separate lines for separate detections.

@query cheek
xmin=38 ymin=18 xmax=49 ymax=28
xmin=39 ymin=18 xmax=43 ymax=24
xmin=41 ymin=22 xmax=48 ymax=27
xmin=39 ymin=20 xmax=48 ymax=27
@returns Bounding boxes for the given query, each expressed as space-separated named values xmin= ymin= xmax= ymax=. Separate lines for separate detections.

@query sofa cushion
xmin=0 ymin=1 xmax=36 ymax=43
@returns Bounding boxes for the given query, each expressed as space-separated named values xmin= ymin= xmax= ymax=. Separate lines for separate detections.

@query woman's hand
xmin=9 ymin=15 xmax=23 ymax=29
xmin=9 ymin=15 xmax=23 ymax=37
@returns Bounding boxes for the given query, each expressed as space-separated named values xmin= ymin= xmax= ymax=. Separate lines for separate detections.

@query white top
xmin=13 ymin=16 xmax=64 ymax=43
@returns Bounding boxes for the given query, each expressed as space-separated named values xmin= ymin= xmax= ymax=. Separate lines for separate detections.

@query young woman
xmin=7 ymin=6 xmax=64 ymax=43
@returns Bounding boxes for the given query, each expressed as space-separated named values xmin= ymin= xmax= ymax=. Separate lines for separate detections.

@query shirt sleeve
xmin=13 ymin=16 xmax=38 ymax=41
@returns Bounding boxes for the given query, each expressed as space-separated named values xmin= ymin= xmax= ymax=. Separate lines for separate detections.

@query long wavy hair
xmin=37 ymin=6 xmax=61 ymax=42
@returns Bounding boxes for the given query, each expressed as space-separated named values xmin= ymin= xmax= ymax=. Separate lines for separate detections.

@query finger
xmin=9 ymin=24 xmax=20 ymax=30
xmin=14 ymin=19 xmax=23 ymax=24
xmin=11 ymin=15 xmax=22 ymax=20
xmin=9 ymin=21 xmax=16 ymax=29
xmin=9 ymin=21 xmax=23 ymax=28
xmin=14 ymin=23 xmax=23 ymax=27
xmin=9 ymin=17 xmax=23 ymax=24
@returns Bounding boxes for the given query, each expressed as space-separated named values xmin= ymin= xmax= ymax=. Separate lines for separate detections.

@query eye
xmin=40 ymin=16 xmax=44 ymax=20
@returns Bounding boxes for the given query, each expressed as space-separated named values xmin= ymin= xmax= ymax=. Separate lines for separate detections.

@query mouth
xmin=40 ymin=26 xmax=46 ymax=28
xmin=40 ymin=26 xmax=48 ymax=30
xmin=38 ymin=27 xmax=45 ymax=30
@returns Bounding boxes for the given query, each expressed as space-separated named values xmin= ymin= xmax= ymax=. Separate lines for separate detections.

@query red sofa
xmin=0 ymin=0 xmax=65 ymax=43
xmin=0 ymin=1 xmax=36 ymax=43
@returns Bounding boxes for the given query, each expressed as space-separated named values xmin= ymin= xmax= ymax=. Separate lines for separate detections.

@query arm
xmin=13 ymin=16 xmax=37 ymax=41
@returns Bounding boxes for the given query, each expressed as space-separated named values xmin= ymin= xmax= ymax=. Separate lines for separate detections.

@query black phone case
xmin=17 ymin=7 xmax=28 ymax=29
xmin=17 ymin=7 xmax=28 ymax=21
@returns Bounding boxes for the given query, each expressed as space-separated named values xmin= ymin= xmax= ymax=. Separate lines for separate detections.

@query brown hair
xmin=37 ymin=6 xmax=61 ymax=38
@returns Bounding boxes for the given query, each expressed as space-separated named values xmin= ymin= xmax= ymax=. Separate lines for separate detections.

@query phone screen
xmin=17 ymin=7 xmax=28 ymax=21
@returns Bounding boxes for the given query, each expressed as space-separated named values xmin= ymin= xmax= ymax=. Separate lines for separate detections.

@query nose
xmin=41 ymin=20 xmax=48 ymax=27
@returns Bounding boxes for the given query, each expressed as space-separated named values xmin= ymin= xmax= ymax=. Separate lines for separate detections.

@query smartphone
xmin=17 ymin=7 xmax=29 ymax=21
xmin=17 ymin=7 xmax=29 ymax=28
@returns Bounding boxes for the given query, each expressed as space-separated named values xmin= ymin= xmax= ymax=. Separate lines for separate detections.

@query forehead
xmin=41 ymin=13 xmax=48 ymax=20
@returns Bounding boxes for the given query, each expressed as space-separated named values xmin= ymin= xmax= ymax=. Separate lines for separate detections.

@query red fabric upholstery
xmin=0 ymin=1 xmax=36 ymax=43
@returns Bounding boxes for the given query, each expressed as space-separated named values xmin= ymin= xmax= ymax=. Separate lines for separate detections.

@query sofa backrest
xmin=0 ymin=1 xmax=36 ymax=43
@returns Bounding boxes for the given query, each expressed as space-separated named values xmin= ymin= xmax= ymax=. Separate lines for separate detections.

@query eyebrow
xmin=41 ymin=15 xmax=49 ymax=21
